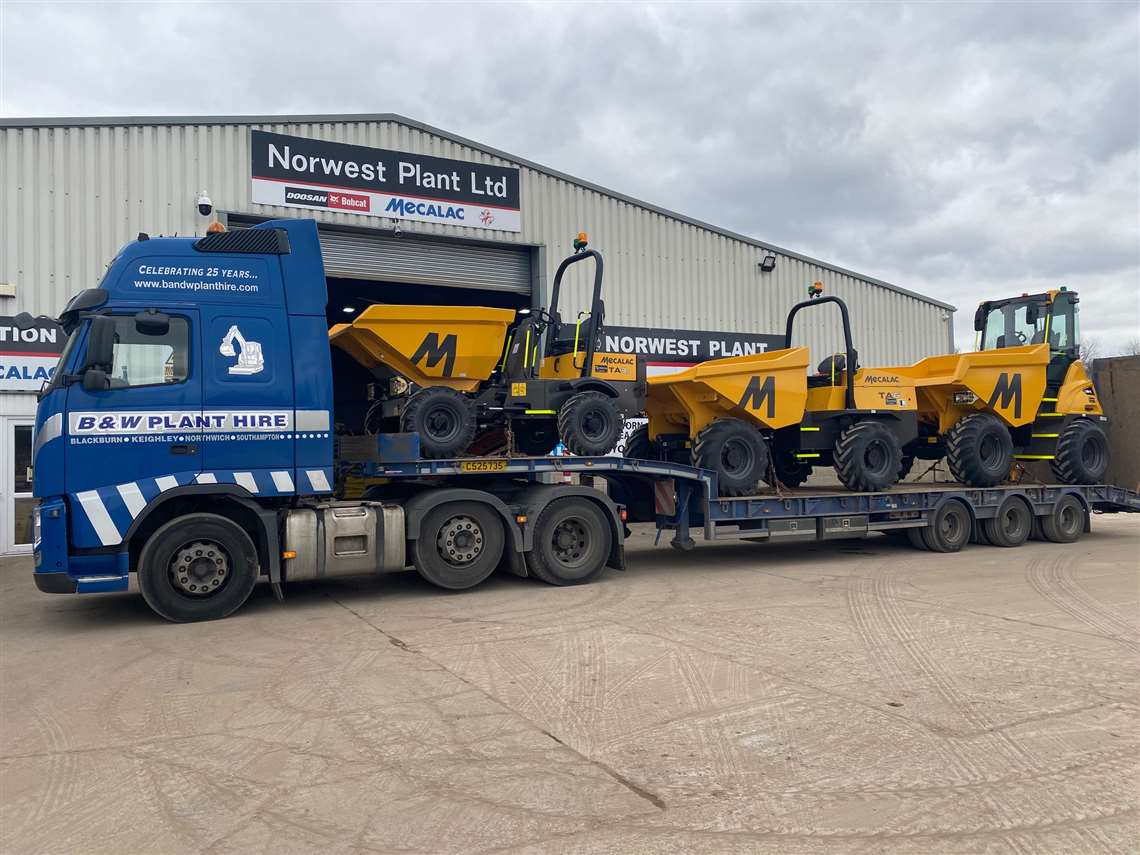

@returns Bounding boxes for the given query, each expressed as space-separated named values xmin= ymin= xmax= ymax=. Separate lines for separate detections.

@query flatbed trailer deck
xmin=352 ymin=454 xmax=1139 ymax=556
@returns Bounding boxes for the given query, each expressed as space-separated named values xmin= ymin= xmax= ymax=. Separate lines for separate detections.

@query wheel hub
xmin=551 ymin=519 xmax=588 ymax=566
xmin=438 ymin=516 xmax=484 ymax=566
xmin=171 ymin=541 xmax=229 ymax=596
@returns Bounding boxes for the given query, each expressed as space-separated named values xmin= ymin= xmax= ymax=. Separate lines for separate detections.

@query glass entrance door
xmin=2 ymin=418 xmax=35 ymax=555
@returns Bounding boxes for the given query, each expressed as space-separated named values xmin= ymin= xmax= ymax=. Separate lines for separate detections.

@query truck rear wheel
xmin=921 ymin=499 xmax=971 ymax=553
xmin=1040 ymin=494 xmax=1085 ymax=543
xmin=946 ymin=412 xmax=1013 ymax=487
xmin=1051 ymin=420 xmax=1109 ymax=485
xmin=413 ymin=502 xmax=505 ymax=590
xmin=834 ymin=421 xmax=903 ymax=492
xmin=525 ymin=498 xmax=612 ymax=586
xmin=558 ymin=391 xmax=622 ymax=456
xmin=137 ymin=513 xmax=260 ymax=622
xmin=694 ymin=419 xmax=770 ymax=496
xmin=401 ymin=387 xmax=477 ymax=459
xmin=982 ymin=497 xmax=1032 ymax=547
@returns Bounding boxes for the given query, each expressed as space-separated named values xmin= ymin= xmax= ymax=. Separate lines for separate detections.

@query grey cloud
xmin=2 ymin=0 xmax=1137 ymax=351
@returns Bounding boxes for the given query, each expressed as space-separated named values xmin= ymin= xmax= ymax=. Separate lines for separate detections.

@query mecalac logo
xmin=738 ymin=375 xmax=776 ymax=419
xmin=410 ymin=332 xmax=458 ymax=377
xmin=864 ymin=374 xmax=900 ymax=384
xmin=987 ymin=372 xmax=1023 ymax=419
xmin=385 ymin=198 xmax=466 ymax=221
xmin=285 ymin=186 xmax=328 ymax=207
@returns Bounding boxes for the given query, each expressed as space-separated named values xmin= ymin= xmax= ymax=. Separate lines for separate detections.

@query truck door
xmin=201 ymin=308 xmax=296 ymax=494
xmin=64 ymin=309 xmax=202 ymax=549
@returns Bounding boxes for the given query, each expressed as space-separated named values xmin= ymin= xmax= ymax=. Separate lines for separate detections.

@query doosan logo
xmin=285 ymin=187 xmax=329 ymax=207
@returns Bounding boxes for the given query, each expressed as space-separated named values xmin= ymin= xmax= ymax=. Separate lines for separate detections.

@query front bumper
xmin=34 ymin=571 xmax=78 ymax=594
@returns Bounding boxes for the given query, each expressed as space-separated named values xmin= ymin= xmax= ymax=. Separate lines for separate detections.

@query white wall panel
xmin=1 ymin=118 xmax=953 ymax=365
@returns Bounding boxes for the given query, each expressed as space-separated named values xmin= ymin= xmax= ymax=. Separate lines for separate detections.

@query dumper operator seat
xmin=503 ymin=316 xmax=541 ymax=380
xmin=809 ymin=351 xmax=858 ymax=388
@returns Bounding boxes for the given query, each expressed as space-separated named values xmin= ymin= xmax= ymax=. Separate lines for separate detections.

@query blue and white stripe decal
xmin=68 ymin=466 xmax=334 ymax=548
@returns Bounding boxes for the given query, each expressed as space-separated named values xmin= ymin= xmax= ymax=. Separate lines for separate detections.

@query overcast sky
xmin=2 ymin=1 xmax=1138 ymax=353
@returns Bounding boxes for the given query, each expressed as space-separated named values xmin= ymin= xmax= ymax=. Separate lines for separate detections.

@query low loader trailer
xmin=25 ymin=218 xmax=1139 ymax=622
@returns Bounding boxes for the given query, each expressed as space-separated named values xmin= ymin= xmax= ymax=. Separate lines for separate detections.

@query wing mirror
xmin=1025 ymin=303 xmax=1039 ymax=325
xmin=79 ymin=315 xmax=116 ymax=391
xmin=973 ymin=304 xmax=987 ymax=332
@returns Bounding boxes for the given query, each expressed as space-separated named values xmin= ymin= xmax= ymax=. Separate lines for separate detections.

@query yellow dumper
xmin=330 ymin=235 xmax=646 ymax=458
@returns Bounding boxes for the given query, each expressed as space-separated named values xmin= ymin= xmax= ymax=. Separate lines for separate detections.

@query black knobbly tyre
xmin=525 ymin=498 xmax=613 ymax=586
xmin=982 ymin=497 xmax=1033 ymax=547
xmin=898 ymin=455 xmax=915 ymax=482
xmin=1051 ymin=419 xmax=1109 ymax=485
xmin=513 ymin=420 xmax=558 ymax=456
xmin=401 ymin=387 xmax=477 ymax=459
xmin=921 ymin=499 xmax=972 ymax=553
xmin=622 ymin=424 xmax=656 ymax=460
xmin=693 ymin=419 xmax=770 ymax=497
xmin=834 ymin=421 xmax=903 ymax=492
xmin=558 ymin=391 xmax=622 ymax=456
xmin=946 ymin=413 xmax=1013 ymax=487
xmin=413 ymin=502 xmax=505 ymax=590
xmin=1040 ymin=494 xmax=1085 ymax=543
xmin=138 ymin=513 xmax=260 ymax=622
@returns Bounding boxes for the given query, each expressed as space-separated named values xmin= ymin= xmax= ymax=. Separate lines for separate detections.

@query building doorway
xmin=1 ymin=417 xmax=34 ymax=555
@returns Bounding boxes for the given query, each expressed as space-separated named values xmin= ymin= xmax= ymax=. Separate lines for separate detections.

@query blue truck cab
xmin=32 ymin=218 xmax=628 ymax=621
xmin=33 ymin=220 xmax=335 ymax=611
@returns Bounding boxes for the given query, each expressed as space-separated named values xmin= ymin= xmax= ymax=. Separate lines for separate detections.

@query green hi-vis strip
xmin=1031 ymin=433 xmax=1059 ymax=439
xmin=1016 ymin=454 xmax=1055 ymax=460
xmin=799 ymin=426 xmax=821 ymax=432
xmin=524 ymin=409 xmax=556 ymax=415
xmin=1037 ymin=412 xmax=1065 ymax=417
xmin=795 ymin=453 xmax=822 ymax=459
xmin=1041 ymin=397 xmax=1058 ymax=402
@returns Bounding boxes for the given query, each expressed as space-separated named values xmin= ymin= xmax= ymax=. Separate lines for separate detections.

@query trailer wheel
xmin=525 ymin=498 xmax=613 ymax=586
xmin=137 ymin=513 xmax=259 ymax=622
xmin=694 ymin=419 xmax=770 ymax=496
xmin=982 ymin=497 xmax=1032 ymax=547
xmin=906 ymin=527 xmax=929 ymax=550
xmin=513 ymin=420 xmax=558 ymax=456
xmin=834 ymin=421 xmax=903 ymax=492
xmin=413 ymin=502 xmax=504 ymax=590
xmin=558 ymin=391 xmax=622 ymax=456
xmin=1051 ymin=420 xmax=1109 ymax=485
xmin=401 ymin=387 xmax=477 ymax=459
xmin=921 ymin=499 xmax=971 ymax=553
xmin=768 ymin=452 xmax=811 ymax=488
xmin=946 ymin=413 xmax=1013 ymax=487
xmin=1040 ymin=494 xmax=1084 ymax=543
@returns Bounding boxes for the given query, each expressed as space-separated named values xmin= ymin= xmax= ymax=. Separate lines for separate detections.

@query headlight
xmin=953 ymin=391 xmax=978 ymax=405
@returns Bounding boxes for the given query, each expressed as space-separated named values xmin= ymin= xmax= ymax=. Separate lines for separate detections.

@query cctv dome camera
xmin=196 ymin=191 xmax=213 ymax=217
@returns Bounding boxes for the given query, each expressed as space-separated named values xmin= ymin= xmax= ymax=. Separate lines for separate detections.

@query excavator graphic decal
xmin=219 ymin=325 xmax=265 ymax=376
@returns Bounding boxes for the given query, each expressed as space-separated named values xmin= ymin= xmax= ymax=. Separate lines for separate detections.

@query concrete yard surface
xmin=1 ymin=515 xmax=1138 ymax=854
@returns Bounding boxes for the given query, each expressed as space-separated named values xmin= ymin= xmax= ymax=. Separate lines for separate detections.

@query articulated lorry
xmin=28 ymin=219 xmax=1138 ymax=622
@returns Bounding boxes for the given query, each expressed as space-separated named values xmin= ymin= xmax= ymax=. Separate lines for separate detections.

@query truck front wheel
xmin=137 ymin=513 xmax=260 ymax=622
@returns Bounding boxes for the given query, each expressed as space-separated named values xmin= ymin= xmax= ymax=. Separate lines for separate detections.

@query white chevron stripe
xmin=195 ymin=472 xmax=218 ymax=484
xmin=306 ymin=469 xmax=332 ymax=492
xmin=271 ymin=471 xmax=295 ymax=492
xmin=116 ymin=482 xmax=147 ymax=519
xmin=76 ymin=490 xmax=122 ymax=546
xmin=233 ymin=472 xmax=259 ymax=493
xmin=155 ymin=475 xmax=179 ymax=492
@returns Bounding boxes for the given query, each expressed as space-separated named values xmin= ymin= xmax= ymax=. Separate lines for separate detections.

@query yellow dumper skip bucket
xmin=329 ymin=304 xmax=517 ymax=393
xmin=882 ymin=343 xmax=1050 ymax=430
xmin=647 ymin=347 xmax=811 ymax=439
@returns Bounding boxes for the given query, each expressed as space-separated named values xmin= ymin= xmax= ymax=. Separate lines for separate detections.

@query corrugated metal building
xmin=0 ymin=113 xmax=954 ymax=553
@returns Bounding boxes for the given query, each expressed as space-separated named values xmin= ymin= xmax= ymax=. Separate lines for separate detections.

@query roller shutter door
xmin=319 ymin=229 xmax=531 ymax=294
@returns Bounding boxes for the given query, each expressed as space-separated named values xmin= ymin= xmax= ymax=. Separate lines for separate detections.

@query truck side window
xmin=107 ymin=315 xmax=189 ymax=387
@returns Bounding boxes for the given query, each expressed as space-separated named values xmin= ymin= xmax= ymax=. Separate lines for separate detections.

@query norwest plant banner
xmin=602 ymin=325 xmax=783 ymax=376
xmin=250 ymin=130 xmax=522 ymax=232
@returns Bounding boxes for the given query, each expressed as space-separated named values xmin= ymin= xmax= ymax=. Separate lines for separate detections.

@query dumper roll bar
xmin=547 ymin=249 xmax=604 ymax=376
xmin=784 ymin=294 xmax=857 ymax=410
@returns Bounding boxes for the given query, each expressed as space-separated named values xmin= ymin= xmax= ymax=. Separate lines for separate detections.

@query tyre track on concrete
xmin=1026 ymin=555 xmax=1139 ymax=653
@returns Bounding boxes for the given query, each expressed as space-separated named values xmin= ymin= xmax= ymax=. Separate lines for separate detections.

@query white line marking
xmin=195 ymin=472 xmax=218 ymax=484
xmin=155 ymin=475 xmax=179 ymax=492
xmin=306 ymin=469 xmax=331 ymax=492
xmin=233 ymin=472 xmax=259 ymax=493
xmin=271 ymin=471 xmax=294 ymax=492
xmin=116 ymin=482 xmax=147 ymax=518
xmin=76 ymin=491 xmax=122 ymax=546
